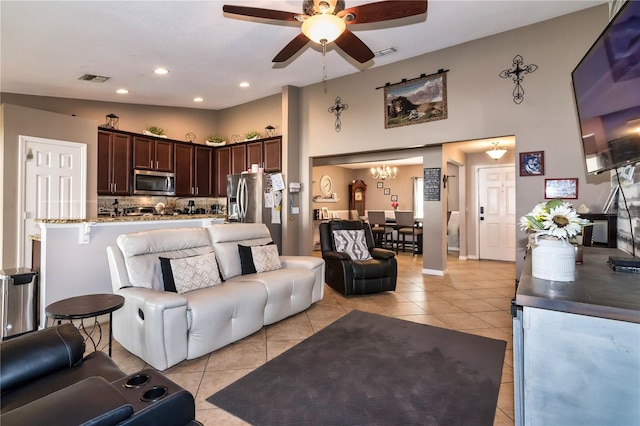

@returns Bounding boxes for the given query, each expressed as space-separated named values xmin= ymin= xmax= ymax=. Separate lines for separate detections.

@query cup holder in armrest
xmin=110 ymin=369 xmax=196 ymax=424
xmin=123 ymin=373 xmax=150 ymax=389
xmin=139 ymin=385 xmax=168 ymax=403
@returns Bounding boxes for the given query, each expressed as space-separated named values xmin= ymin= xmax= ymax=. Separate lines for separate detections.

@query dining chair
xmin=367 ymin=211 xmax=393 ymax=248
xmin=394 ymin=210 xmax=423 ymax=255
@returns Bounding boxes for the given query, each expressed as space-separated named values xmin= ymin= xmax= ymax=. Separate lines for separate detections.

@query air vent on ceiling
xmin=78 ymin=74 xmax=111 ymax=83
xmin=373 ymin=47 xmax=397 ymax=58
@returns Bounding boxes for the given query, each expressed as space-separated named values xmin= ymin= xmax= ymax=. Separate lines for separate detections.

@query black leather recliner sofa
xmin=320 ymin=220 xmax=397 ymax=295
xmin=0 ymin=323 xmax=201 ymax=426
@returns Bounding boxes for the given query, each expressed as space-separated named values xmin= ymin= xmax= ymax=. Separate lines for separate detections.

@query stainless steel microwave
xmin=133 ymin=170 xmax=175 ymax=196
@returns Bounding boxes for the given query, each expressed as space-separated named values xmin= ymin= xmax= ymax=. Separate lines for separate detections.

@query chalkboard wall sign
xmin=423 ymin=168 xmax=441 ymax=201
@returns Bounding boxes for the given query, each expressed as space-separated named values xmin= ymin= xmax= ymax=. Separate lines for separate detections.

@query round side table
xmin=45 ymin=294 xmax=124 ymax=357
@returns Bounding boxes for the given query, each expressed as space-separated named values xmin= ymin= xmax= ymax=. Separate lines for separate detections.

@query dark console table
xmin=46 ymin=293 xmax=124 ymax=356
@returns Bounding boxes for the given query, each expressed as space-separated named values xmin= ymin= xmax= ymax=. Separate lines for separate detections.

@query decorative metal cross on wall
xmin=328 ymin=96 xmax=348 ymax=132
xmin=499 ymin=55 xmax=538 ymax=104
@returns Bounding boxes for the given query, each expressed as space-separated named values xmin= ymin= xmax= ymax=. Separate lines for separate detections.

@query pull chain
xmin=321 ymin=38 xmax=328 ymax=93
xmin=322 ymin=39 xmax=327 ymax=82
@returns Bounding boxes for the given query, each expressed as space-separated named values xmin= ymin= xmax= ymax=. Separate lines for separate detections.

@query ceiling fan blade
xmin=223 ymin=5 xmax=300 ymax=22
xmin=338 ymin=0 xmax=427 ymax=25
xmin=334 ymin=29 xmax=374 ymax=64
xmin=273 ymin=33 xmax=310 ymax=63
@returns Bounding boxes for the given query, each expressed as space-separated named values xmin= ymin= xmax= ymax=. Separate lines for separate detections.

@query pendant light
xmin=486 ymin=142 xmax=507 ymax=160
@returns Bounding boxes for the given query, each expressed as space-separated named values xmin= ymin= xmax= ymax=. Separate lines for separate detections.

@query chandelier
xmin=486 ymin=141 xmax=507 ymax=160
xmin=370 ymin=165 xmax=397 ymax=180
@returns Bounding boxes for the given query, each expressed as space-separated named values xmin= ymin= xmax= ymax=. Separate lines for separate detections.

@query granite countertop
xmin=516 ymin=247 xmax=640 ymax=323
xmin=35 ymin=214 xmax=227 ymax=224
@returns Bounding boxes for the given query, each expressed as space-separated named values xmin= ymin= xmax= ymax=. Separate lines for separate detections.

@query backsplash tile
xmin=98 ymin=196 xmax=227 ymax=215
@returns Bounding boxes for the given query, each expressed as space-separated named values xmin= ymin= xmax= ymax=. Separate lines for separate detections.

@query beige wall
xmin=354 ymin=165 xmax=423 ymax=212
xmin=1 ymin=104 xmax=97 ymax=269
xmin=298 ymin=5 xmax=611 ymax=273
xmin=216 ymin=94 xmax=281 ymax=142
xmin=1 ymin=5 xmax=619 ymax=273
xmin=0 ymin=93 xmax=218 ymax=144
xmin=312 ymin=165 xmax=354 ymax=211
xmin=311 ymin=164 xmax=422 ymax=213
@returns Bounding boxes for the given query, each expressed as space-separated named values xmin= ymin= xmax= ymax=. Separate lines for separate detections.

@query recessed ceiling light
xmin=154 ymin=67 xmax=169 ymax=75
xmin=193 ymin=97 xmax=204 ymax=102
xmin=239 ymin=81 xmax=250 ymax=88
xmin=115 ymin=88 xmax=129 ymax=94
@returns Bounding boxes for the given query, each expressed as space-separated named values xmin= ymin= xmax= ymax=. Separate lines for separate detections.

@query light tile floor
xmin=98 ymin=252 xmax=516 ymax=425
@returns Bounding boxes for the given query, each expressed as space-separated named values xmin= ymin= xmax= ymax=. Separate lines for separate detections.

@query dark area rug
xmin=207 ymin=310 xmax=506 ymax=426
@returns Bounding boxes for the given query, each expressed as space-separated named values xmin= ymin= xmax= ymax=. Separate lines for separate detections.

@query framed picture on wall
xmin=391 ymin=195 xmax=398 ymax=202
xmin=545 ymin=178 xmax=578 ymax=199
xmin=520 ymin=151 xmax=544 ymax=176
xmin=384 ymin=188 xmax=391 ymax=195
xmin=384 ymin=72 xmax=448 ymax=128
xmin=377 ymin=182 xmax=384 ymax=189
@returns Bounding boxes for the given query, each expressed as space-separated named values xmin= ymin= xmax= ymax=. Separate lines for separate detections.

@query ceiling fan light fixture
xmin=301 ymin=13 xmax=346 ymax=44
xmin=486 ymin=142 xmax=507 ymax=160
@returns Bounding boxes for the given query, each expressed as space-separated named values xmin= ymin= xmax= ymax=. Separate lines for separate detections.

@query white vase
xmin=531 ymin=236 xmax=575 ymax=282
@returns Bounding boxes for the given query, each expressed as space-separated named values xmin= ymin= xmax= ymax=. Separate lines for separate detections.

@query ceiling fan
xmin=222 ymin=0 xmax=428 ymax=64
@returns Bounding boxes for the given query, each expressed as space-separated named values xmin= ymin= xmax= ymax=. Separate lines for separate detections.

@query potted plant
xmin=205 ymin=135 xmax=226 ymax=147
xmin=143 ymin=126 xmax=167 ymax=138
xmin=520 ymin=199 xmax=591 ymax=282
xmin=244 ymin=131 xmax=261 ymax=141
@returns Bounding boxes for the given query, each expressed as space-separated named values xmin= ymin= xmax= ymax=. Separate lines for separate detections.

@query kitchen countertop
xmin=516 ymin=247 xmax=640 ymax=323
xmin=35 ymin=214 xmax=227 ymax=224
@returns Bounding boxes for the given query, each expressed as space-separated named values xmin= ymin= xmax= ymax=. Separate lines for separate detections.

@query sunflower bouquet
xmin=520 ymin=199 xmax=591 ymax=241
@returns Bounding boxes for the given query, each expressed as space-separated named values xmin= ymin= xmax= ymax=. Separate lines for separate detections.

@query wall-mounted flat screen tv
xmin=572 ymin=0 xmax=640 ymax=175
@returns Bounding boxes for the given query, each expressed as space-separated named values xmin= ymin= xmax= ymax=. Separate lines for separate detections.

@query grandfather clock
xmin=349 ymin=180 xmax=366 ymax=218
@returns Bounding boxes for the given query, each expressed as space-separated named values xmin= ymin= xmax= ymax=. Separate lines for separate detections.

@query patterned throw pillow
xmin=159 ymin=252 xmax=221 ymax=294
xmin=251 ymin=244 xmax=282 ymax=273
xmin=238 ymin=243 xmax=282 ymax=274
xmin=332 ymin=229 xmax=372 ymax=261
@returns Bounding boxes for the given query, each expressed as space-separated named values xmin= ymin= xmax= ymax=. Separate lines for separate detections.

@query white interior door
xmin=19 ymin=136 xmax=86 ymax=266
xmin=478 ymin=165 xmax=516 ymax=261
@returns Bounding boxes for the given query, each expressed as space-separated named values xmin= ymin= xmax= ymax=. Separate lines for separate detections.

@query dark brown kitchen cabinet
xmin=98 ymin=130 xmax=131 ymax=195
xmin=231 ymin=144 xmax=247 ymax=174
xmin=246 ymin=141 xmax=263 ymax=170
xmin=174 ymin=143 xmax=195 ymax=196
xmin=215 ymin=147 xmax=231 ymax=197
xmin=194 ymin=145 xmax=215 ymax=197
xmin=173 ymin=143 xmax=214 ymax=197
xmin=246 ymin=137 xmax=281 ymax=172
xmin=263 ymin=138 xmax=281 ymax=172
xmin=133 ymin=136 xmax=173 ymax=172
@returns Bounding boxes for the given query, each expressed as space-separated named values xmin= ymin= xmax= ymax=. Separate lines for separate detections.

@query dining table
xmin=384 ymin=216 xmax=423 ymax=254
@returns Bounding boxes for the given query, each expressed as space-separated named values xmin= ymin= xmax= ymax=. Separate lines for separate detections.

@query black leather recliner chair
xmin=0 ymin=323 xmax=201 ymax=426
xmin=320 ymin=220 xmax=397 ymax=295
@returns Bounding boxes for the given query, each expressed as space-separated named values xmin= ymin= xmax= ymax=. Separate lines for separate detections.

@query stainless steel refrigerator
xmin=227 ymin=173 xmax=282 ymax=250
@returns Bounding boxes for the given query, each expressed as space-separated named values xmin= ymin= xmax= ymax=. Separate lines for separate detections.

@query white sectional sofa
xmin=107 ymin=223 xmax=325 ymax=371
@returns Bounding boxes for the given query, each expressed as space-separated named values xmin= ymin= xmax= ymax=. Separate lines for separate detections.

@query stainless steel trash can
xmin=1 ymin=268 xmax=38 ymax=340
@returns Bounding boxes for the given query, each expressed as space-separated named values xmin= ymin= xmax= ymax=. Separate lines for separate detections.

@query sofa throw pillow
xmin=159 ymin=252 xmax=221 ymax=294
xmin=332 ymin=229 xmax=372 ymax=261
xmin=238 ymin=242 xmax=282 ymax=274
